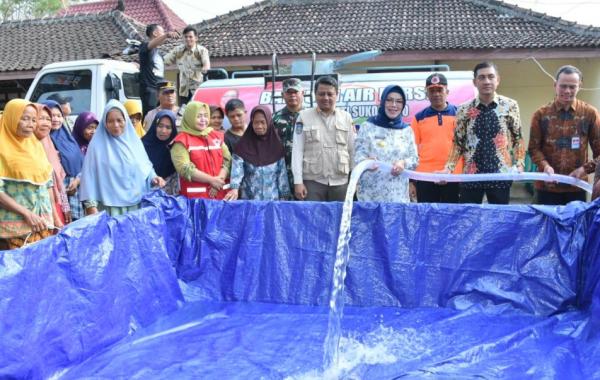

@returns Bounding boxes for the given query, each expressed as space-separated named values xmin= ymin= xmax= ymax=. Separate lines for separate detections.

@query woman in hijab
xmin=0 ymin=99 xmax=57 ymax=250
xmin=142 ymin=110 xmax=179 ymax=195
xmin=354 ymin=85 xmax=418 ymax=202
xmin=225 ymin=105 xmax=290 ymax=201
xmin=43 ymin=99 xmax=85 ymax=220
xmin=123 ymin=99 xmax=146 ymax=137
xmin=79 ymin=99 xmax=165 ymax=217
xmin=34 ymin=104 xmax=71 ymax=225
xmin=72 ymin=111 xmax=99 ymax=155
xmin=170 ymin=101 xmax=231 ymax=200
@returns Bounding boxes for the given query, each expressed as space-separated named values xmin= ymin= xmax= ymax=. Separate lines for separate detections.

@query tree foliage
xmin=0 ymin=0 xmax=64 ymax=22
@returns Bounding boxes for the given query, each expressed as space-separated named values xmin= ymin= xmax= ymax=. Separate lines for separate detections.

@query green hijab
xmin=181 ymin=101 xmax=213 ymax=137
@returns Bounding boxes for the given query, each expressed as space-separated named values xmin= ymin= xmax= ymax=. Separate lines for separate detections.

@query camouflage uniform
xmin=273 ymin=107 xmax=302 ymax=195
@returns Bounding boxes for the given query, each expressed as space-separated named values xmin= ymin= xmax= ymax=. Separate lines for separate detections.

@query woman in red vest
xmin=170 ymin=101 xmax=231 ymax=199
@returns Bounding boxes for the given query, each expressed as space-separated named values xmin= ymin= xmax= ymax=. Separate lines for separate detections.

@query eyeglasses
xmin=385 ymin=98 xmax=404 ymax=105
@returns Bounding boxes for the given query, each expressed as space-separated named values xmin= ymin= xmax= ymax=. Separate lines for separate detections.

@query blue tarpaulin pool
xmin=1 ymin=192 xmax=599 ymax=379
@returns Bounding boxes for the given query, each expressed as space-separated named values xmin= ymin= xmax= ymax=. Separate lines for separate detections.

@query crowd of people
xmin=1 ymin=23 xmax=599 ymax=250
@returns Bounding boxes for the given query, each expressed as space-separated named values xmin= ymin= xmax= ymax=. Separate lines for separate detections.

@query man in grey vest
xmin=291 ymin=76 xmax=355 ymax=201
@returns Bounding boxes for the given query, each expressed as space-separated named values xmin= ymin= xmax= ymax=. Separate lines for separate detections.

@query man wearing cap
xmin=291 ymin=76 xmax=355 ymax=202
xmin=410 ymin=73 xmax=461 ymax=203
xmin=139 ymin=24 xmax=180 ymax=116
xmin=442 ymin=61 xmax=525 ymax=205
xmin=48 ymin=93 xmax=74 ymax=132
xmin=273 ymin=78 xmax=305 ymax=196
xmin=164 ymin=25 xmax=211 ymax=105
xmin=528 ymin=65 xmax=600 ymax=205
xmin=143 ymin=81 xmax=181 ymax=130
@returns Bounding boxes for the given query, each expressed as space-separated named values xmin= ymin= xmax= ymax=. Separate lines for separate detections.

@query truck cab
xmin=25 ymin=59 xmax=140 ymax=124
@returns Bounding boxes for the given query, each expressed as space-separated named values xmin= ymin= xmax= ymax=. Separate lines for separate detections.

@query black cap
xmin=425 ymin=73 xmax=448 ymax=88
xmin=48 ymin=93 xmax=73 ymax=104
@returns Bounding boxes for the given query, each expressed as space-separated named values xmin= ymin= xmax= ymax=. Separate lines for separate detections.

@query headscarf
xmin=35 ymin=104 xmax=67 ymax=186
xmin=142 ymin=110 xmax=177 ymax=178
xmin=233 ymin=105 xmax=285 ymax=167
xmin=43 ymin=99 xmax=84 ymax=177
xmin=0 ymin=99 xmax=52 ymax=185
xmin=180 ymin=101 xmax=213 ymax=137
xmin=367 ymin=85 xmax=409 ymax=129
xmin=72 ymin=111 xmax=99 ymax=155
xmin=79 ymin=99 xmax=156 ymax=207
xmin=123 ymin=99 xmax=145 ymax=137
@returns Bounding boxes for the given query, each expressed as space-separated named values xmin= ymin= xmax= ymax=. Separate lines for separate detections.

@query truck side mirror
xmin=105 ymin=73 xmax=122 ymax=101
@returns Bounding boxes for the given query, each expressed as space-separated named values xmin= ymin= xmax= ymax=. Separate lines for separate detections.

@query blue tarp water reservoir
xmin=1 ymin=192 xmax=599 ymax=379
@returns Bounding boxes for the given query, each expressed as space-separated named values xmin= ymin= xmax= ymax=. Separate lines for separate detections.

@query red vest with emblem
xmin=173 ymin=131 xmax=229 ymax=199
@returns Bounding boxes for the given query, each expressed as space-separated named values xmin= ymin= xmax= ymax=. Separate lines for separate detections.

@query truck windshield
xmin=29 ymin=69 xmax=92 ymax=115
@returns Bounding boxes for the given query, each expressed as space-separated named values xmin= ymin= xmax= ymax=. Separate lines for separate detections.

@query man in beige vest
xmin=291 ymin=76 xmax=355 ymax=201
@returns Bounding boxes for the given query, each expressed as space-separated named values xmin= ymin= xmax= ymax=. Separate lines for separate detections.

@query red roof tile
xmin=178 ymin=0 xmax=600 ymax=58
xmin=0 ymin=11 xmax=145 ymax=72
xmin=58 ymin=0 xmax=187 ymax=31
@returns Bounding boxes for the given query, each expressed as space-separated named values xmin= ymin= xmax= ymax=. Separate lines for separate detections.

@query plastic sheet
xmin=1 ymin=193 xmax=599 ymax=379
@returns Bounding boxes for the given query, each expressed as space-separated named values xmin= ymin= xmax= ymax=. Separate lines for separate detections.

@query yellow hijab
xmin=181 ymin=101 xmax=213 ymax=137
xmin=123 ymin=99 xmax=145 ymax=137
xmin=0 ymin=99 xmax=52 ymax=185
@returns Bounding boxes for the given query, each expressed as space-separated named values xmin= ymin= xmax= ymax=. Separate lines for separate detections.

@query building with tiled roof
xmin=58 ymin=0 xmax=186 ymax=31
xmin=181 ymin=0 xmax=600 ymax=66
xmin=0 ymin=10 xmax=144 ymax=105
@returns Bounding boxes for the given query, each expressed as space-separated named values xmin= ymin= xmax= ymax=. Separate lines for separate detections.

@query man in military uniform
xmin=291 ymin=76 xmax=355 ymax=202
xmin=273 ymin=78 xmax=304 ymax=196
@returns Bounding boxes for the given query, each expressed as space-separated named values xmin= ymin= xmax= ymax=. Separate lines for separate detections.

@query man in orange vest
xmin=411 ymin=73 xmax=461 ymax=203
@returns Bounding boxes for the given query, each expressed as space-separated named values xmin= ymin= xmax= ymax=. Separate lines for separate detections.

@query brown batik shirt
xmin=528 ymin=98 xmax=600 ymax=192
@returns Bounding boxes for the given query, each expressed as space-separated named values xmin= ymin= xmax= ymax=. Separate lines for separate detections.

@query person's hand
xmin=516 ymin=164 xmax=524 ymax=173
xmin=409 ymin=181 xmax=417 ymax=202
xmin=64 ymin=211 xmax=72 ymax=224
xmin=85 ymin=207 xmax=98 ymax=216
xmin=569 ymin=166 xmax=586 ymax=180
xmin=63 ymin=211 xmax=73 ymax=224
xmin=209 ymin=176 xmax=225 ymax=190
xmin=152 ymin=176 xmax=166 ymax=188
xmin=22 ymin=210 xmax=47 ymax=233
xmin=366 ymin=157 xmax=379 ymax=172
xmin=434 ymin=168 xmax=451 ymax=185
xmin=66 ymin=178 xmax=80 ymax=196
xmin=167 ymin=31 xmax=180 ymax=39
xmin=224 ymin=189 xmax=239 ymax=201
xmin=53 ymin=217 xmax=64 ymax=230
xmin=391 ymin=160 xmax=405 ymax=177
xmin=544 ymin=165 xmax=555 ymax=176
xmin=294 ymin=184 xmax=307 ymax=200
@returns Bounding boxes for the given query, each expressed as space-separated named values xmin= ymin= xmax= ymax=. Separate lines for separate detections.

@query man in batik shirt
xmin=528 ymin=65 xmax=600 ymax=205
xmin=443 ymin=61 xmax=525 ymax=205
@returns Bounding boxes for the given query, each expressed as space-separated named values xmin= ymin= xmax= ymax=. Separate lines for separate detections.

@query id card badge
xmin=571 ymin=136 xmax=581 ymax=149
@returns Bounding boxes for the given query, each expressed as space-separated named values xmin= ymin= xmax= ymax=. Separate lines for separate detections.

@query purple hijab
xmin=72 ymin=112 xmax=99 ymax=155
